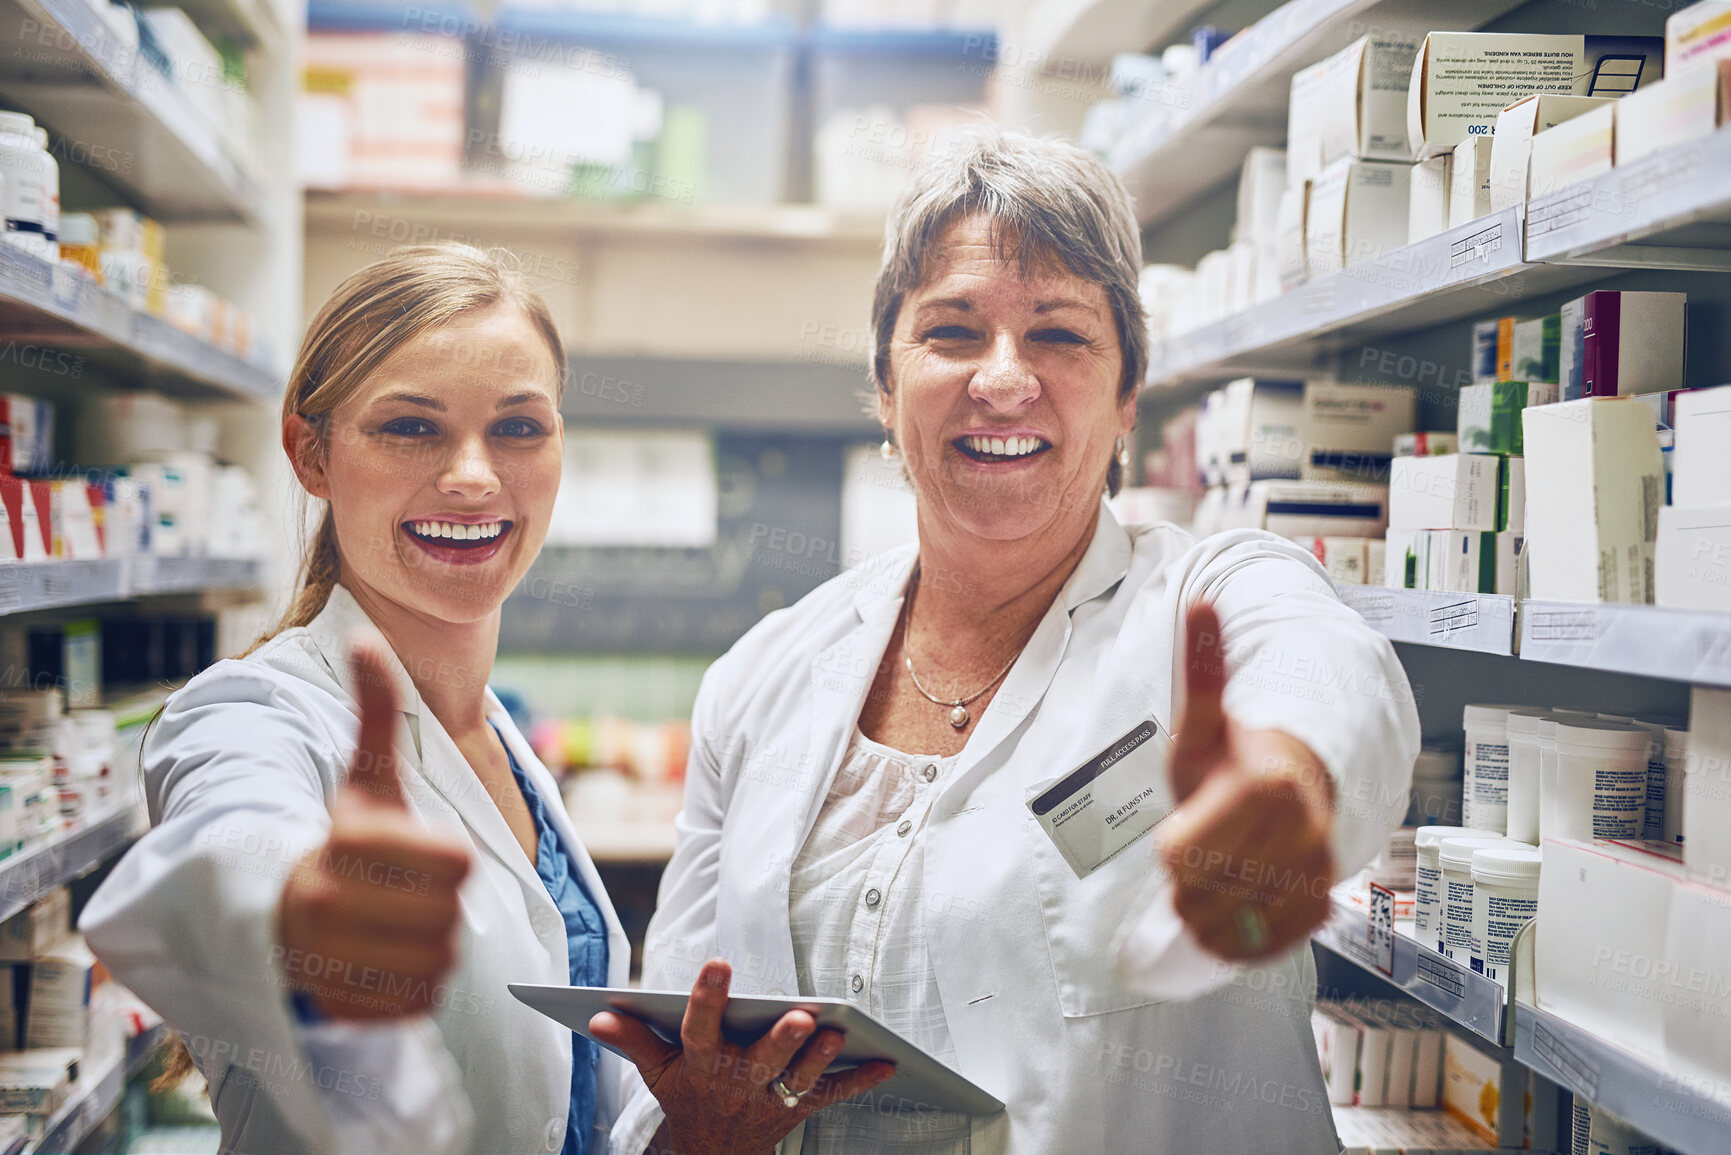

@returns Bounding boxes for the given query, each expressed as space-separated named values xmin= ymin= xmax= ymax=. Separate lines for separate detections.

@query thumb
xmin=344 ymin=637 xmax=407 ymax=810
xmin=1169 ymin=601 xmax=1229 ymax=803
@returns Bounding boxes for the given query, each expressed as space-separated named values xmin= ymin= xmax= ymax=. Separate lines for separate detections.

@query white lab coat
xmin=81 ymin=585 xmax=631 ymax=1155
xmin=612 ymin=508 xmax=1419 ymax=1155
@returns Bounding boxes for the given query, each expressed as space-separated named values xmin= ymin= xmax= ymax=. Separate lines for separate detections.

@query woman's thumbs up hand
xmin=1157 ymin=603 xmax=1337 ymax=962
xmin=276 ymin=641 xmax=474 ymax=1020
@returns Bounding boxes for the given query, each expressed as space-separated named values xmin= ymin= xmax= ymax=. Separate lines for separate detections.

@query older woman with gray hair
xmin=594 ymin=130 xmax=1419 ymax=1154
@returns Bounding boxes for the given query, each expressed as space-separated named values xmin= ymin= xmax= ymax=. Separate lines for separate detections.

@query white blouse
xmin=788 ymin=731 xmax=971 ymax=1154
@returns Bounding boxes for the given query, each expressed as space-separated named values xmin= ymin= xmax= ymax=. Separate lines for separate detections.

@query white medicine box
xmin=1314 ymin=34 xmax=1422 ymax=166
xmin=1305 ymin=158 xmax=1411 ymax=276
xmin=1522 ymin=398 xmax=1664 ymax=604
xmin=1388 ymin=453 xmax=1502 ymax=531
xmin=1487 ymin=95 xmax=1613 ymax=211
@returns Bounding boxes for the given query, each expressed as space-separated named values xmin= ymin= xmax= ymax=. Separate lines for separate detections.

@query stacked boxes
xmin=1657 ymin=384 xmax=1731 ymax=609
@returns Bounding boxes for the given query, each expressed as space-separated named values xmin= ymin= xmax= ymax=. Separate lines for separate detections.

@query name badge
xmin=1026 ymin=719 xmax=1171 ymax=879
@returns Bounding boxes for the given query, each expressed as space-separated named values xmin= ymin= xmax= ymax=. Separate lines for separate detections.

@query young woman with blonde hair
xmin=82 ymin=243 xmax=626 ymax=1154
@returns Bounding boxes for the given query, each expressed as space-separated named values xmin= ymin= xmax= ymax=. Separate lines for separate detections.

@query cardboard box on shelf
xmin=1228 ymin=480 xmax=1389 ymax=538
xmin=1433 ymin=529 xmax=1521 ymax=595
xmin=1389 ymin=453 xmax=1502 ymax=531
xmin=1442 ymin=1031 xmax=1505 ymax=1144
xmin=1237 ymin=147 xmax=1287 ymax=245
xmin=1667 ymin=1 xmax=1731 ymax=70
xmin=1366 ymin=538 xmax=1387 ymax=586
xmin=1316 ymin=34 xmax=1423 ymax=166
xmin=1523 ymin=397 xmax=1664 ymax=604
xmin=1535 ymin=837 xmax=1687 ymax=1065
xmin=1294 ymin=535 xmax=1369 ymax=584
xmin=1312 ymin=1005 xmax=1361 ymax=1105
xmin=1305 ymin=157 xmax=1411 ymax=276
xmin=1298 ymin=381 xmax=1416 ymax=482
xmin=0 ymin=888 xmax=69 ymax=962
xmin=1673 ymin=384 xmax=1731 ymax=506
xmin=1471 ymin=316 xmax=1503 ymax=386
xmin=1657 ymin=504 xmax=1731 ymax=611
xmin=1503 ymin=455 xmax=1526 ymax=538
xmin=1529 ymin=102 xmax=1617 ymax=200
xmin=1616 ymin=61 xmax=1731 ymax=165
xmin=25 ymin=934 xmax=97 ymax=1049
xmin=1511 ymin=315 xmax=1561 ymax=385
xmin=0 ymin=1047 xmax=78 ymax=1114
xmin=1684 ymin=686 xmax=1731 ymax=891
xmin=1459 ymin=380 xmax=1557 ymax=456
xmin=1394 ymin=431 xmax=1459 ymax=457
xmin=1288 ymin=58 xmax=1330 ymax=188
xmin=1408 ymin=33 xmax=1663 ymax=159
xmin=1409 ymin=154 xmax=1451 ymax=244
xmin=1662 ymin=875 xmax=1731 ymax=1088
xmin=1275 ymin=182 xmax=1309 ymax=291
xmin=1222 ymin=378 xmax=1306 ymax=483
xmin=0 ymin=477 xmax=50 ymax=562
xmin=1381 ymin=527 xmax=1421 ymax=588
xmin=1560 ymin=291 xmax=1688 ymax=401
xmin=1488 ymin=95 xmax=1615 ymax=210
xmin=1448 ymin=135 xmax=1494 ymax=229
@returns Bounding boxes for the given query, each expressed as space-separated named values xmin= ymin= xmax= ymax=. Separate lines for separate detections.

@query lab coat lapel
xmin=303 ymin=586 xmax=546 ymax=899
xmin=938 ymin=505 xmax=1134 ymax=805
xmin=490 ymin=695 xmax=632 ymax=985
xmin=796 ymin=552 xmax=917 ymax=841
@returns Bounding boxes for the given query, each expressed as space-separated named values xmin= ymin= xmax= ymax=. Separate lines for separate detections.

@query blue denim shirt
xmin=497 ymin=726 xmax=610 ymax=1155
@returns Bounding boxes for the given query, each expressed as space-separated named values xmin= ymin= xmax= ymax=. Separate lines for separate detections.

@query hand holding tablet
xmin=560 ymin=959 xmax=895 ymax=1154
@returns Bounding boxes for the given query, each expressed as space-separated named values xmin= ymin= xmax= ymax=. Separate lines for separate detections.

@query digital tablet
xmin=508 ymin=984 xmax=1004 ymax=1117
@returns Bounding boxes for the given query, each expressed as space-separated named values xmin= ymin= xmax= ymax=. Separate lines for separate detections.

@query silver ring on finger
xmin=770 ymin=1077 xmax=809 ymax=1109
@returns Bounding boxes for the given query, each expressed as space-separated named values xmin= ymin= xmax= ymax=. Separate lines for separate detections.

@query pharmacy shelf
xmin=1514 ymin=1001 xmax=1731 ymax=1155
xmin=1312 ymin=898 xmax=1510 ymax=1045
xmin=1519 ymin=601 xmax=1731 ymax=689
xmin=0 ymin=244 xmax=281 ymax=402
xmin=1524 ymin=124 xmax=1731 ymax=269
xmin=1334 ymin=586 xmax=1517 ymax=656
xmin=1109 ymin=0 xmax=1527 ymax=228
xmin=27 ymin=1019 xmax=169 ymax=1155
xmin=492 ymin=5 xmax=798 ymax=48
xmin=1020 ymin=0 xmax=1215 ymax=67
xmin=1147 ymin=206 xmax=1604 ymax=386
xmin=304 ymin=190 xmax=886 ymax=246
xmin=0 ymin=806 xmax=139 ymax=925
xmin=0 ymin=0 xmax=270 ymax=224
xmin=807 ymin=27 xmax=994 ymax=57
xmin=0 ymin=557 xmax=264 ymax=618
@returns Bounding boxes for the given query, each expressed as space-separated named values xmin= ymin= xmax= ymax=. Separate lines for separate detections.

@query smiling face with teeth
xmin=882 ymin=214 xmax=1136 ymax=549
xmin=287 ymin=302 xmax=564 ymax=627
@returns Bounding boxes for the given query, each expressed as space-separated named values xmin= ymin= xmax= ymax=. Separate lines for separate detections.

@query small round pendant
xmin=948 ymin=705 xmax=970 ymax=728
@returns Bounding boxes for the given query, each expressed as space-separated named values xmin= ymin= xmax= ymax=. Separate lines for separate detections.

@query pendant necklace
xmin=900 ymin=568 xmax=1024 ymax=730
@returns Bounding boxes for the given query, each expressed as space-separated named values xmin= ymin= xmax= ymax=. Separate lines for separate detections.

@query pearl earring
xmin=881 ymin=438 xmax=897 ymax=461
xmin=1115 ymin=439 xmax=1130 ymax=468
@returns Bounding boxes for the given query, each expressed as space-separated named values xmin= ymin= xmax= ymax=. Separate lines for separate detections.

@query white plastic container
xmin=1370 ymin=826 xmax=1418 ymax=890
xmin=1554 ymin=719 xmax=1652 ymax=841
xmin=0 ymin=112 xmax=50 ymax=259
xmin=1601 ymin=712 xmax=1685 ymax=840
xmin=1415 ymin=825 xmax=1503 ymax=952
xmin=1463 ymin=704 xmax=1520 ymax=834
xmin=1408 ymin=743 xmax=1464 ymax=825
xmin=1469 ymin=843 xmax=1541 ymax=987
xmin=1439 ymin=835 xmax=1507 ymax=964
xmin=31 ymin=127 xmax=55 ymax=248
xmin=1537 ymin=715 xmax=1571 ymax=842
xmin=1505 ymin=708 xmax=1552 ymax=844
xmin=1663 ymin=726 xmax=1688 ymax=843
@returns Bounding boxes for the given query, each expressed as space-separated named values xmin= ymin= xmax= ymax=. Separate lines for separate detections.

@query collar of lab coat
xmin=803 ymin=501 xmax=1134 ymax=830
xmin=300 ymin=584 xmax=575 ymax=910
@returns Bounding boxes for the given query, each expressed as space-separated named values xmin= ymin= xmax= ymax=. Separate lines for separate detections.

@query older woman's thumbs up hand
xmin=276 ymin=640 xmax=474 ymax=1020
xmin=1157 ymin=603 xmax=1337 ymax=962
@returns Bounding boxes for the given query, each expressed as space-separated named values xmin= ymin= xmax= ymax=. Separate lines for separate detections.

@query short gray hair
xmin=869 ymin=130 xmax=1146 ymax=490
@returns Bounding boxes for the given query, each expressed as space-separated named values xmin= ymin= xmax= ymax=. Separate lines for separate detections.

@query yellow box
xmin=1616 ymin=60 xmax=1731 ymax=165
xmin=1529 ymin=103 xmax=1616 ymax=199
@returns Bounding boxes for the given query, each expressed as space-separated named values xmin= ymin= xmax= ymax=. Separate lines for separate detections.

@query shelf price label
xmin=1368 ymin=883 xmax=1396 ymax=977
